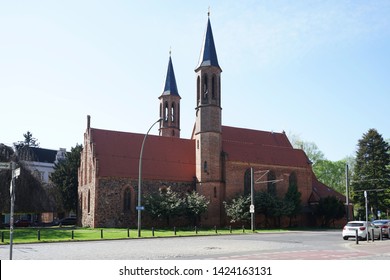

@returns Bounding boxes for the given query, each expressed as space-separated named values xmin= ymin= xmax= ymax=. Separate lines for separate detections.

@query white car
xmin=342 ymin=221 xmax=381 ymax=240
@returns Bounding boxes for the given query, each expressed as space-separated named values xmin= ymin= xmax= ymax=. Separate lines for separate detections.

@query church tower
xmin=194 ymin=13 xmax=224 ymax=226
xmin=159 ymin=52 xmax=181 ymax=138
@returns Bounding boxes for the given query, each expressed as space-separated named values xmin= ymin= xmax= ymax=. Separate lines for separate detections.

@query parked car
xmin=342 ymin=221 xmax=381 ymax=240
xmin=58 ymin=217 xmax=77 ymax=227
xmin=373 ymin=219 xmax=390 ymax=238
xmin=14 ymin=219 xmax=32 ymax=227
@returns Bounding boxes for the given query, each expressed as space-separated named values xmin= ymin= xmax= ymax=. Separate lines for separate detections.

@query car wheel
xmin=343 ymin=236 xmax=348 ymax=240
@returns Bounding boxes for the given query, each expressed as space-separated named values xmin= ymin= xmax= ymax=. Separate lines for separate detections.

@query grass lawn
xmin=0 ymin=226 xmax=286 ymax=244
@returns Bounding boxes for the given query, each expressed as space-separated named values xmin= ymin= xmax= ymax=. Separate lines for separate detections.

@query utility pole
xmin=250 ymin=167 xmax=255 ymax=231
xmin=345 ymin=164 xmax=349 ymax=222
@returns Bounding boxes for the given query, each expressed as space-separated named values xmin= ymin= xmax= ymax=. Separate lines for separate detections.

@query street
xmin=1 ymin=230 xmax=389 ymax=260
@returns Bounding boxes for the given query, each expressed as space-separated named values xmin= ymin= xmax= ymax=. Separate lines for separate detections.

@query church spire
xmin=162 ymin=51 xmax=180 ymax=97
xmin=195 ymin=13 xmax=221 ymax=71
xmin=159 ymin=51 xmax=181 ymax=138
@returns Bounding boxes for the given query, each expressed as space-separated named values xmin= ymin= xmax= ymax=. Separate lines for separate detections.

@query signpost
xmin=0 ymin=162 xmax=11 ymax=170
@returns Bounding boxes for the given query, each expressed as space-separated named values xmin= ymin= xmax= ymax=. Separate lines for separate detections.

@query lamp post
xmin=137 ymin=118 xmax=162 ymax=238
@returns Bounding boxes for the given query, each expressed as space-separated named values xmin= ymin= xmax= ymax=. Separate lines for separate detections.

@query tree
xmin=223 ymin=194 xmax=251 ymax=225
xmin=313 ymin=159 xmax=347 ymax=195
xmin=283 ymin=174 xmax=302 ymax=226
xmin=14 ymin=131 xmax=39 ymax=149
xmin=144 ymin=186 xmax=184 ymax=226
xmin=184 ymin=191 xmax=209 ymax=226
xmin=50 ymin=144 xmax=82 ymax=213
xmin=315 ymin=196 xmax=345 ymax=227
xmin=288 ymin=134 xmax=325 ymax=165
xmin=351 ymin=129 xmax=390 ymax=219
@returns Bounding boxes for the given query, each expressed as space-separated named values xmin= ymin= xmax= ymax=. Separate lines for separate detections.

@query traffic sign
xmin=249 ymin=204 xmax=255 ymax=213
xmin=0 ymin=162 xmax=11 ymax=170
xmin=14 ymin=168 xmax=20 ymax=178
xmin=136 ymin=206 xmax=145 ymax=211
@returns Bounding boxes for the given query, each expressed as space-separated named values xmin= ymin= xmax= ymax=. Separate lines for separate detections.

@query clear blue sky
xmin=1 ymin=1 xmax=389 ymax=161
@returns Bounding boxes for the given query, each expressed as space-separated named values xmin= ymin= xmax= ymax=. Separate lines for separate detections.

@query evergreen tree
xmin=352 ymin=129 xmax=390 ymax=219
xmin=50 ymin=144 xmax=82 ymax=213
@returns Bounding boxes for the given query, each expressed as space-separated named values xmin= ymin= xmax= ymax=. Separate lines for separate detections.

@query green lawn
xmin=0 ymin=226 xmax=286 ymax=244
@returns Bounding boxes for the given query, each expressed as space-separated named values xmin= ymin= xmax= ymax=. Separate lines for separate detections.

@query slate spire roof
xmin=196 ymin=14 xmax=221 ymax=71
xmin=162 ymin=52 xmax=180 ymax=97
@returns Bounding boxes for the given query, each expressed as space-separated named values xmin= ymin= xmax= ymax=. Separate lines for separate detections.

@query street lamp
xmin=137 ymin=118 xmax=162 ymax=238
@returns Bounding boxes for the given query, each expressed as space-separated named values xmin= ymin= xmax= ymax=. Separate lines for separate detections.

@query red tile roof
xmin=222 ymin=126 xmax=293 ymax=148
xmin=309 ymin=174 xmax=346 ymax=203
xmin=90 ymin=128 xmax=195 ymax=181
xmin=221 ymin=126 xmax=310 ymax=167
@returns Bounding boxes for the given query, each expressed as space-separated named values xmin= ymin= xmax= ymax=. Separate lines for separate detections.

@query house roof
xmin=90 ymin=128 xmax=195 ymax=181
xmin=221 ymin=126 xmax=309 ymax=167
xmin=19 ymin=147 xmax=58 ymax=163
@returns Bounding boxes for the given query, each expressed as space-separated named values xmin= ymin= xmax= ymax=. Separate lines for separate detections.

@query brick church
xmin=78 ymin=14 xmax=344 ymax=228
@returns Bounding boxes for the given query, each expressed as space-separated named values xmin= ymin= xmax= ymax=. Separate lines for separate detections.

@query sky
xmin=1 ymin=0 xmax=389 ymax=161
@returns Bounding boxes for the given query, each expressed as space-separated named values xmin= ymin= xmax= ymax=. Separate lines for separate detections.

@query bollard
xmin=174 ymin=226 xmax=177 ymax=236
xmin=242 ymin=225 xmax=245 ymax=233
xmin=37 ymin=230 xmax=41 ymax=241
xmin=195 ymin=226 xmax=198 ymax=234
xmin=215 ymin=226 xmax=217 ymax=234
xmin=71 ymin=230 xmax=74 ymax=240
xmin=127 ymin=228 xmax=130 ymax=238
xmin=229 ymin=225 xmax=232 ymax=234
xmin=355 ymin=229 xmax=359 ymax=244
xmin=1 ymin=231 xmax=4 ymax=243
xmin=152 ymin=227 xmax=155 ymax=237
xmin=101 ymin=229 xmax=103 ymax=239
xmin=372 ymin=229 xmax=374 ymax=242
xmin=380 ymin=229 xmax=383 ymax=241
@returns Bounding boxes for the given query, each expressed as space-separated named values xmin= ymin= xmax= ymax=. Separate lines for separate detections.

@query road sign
xmin=136 ymin=206 xmax=145 ymax=211
xmin=249 ymin=204 xmax=255 ymax=213
xmin=13 ymin=168 xmax=20 ymax=178
xmin=0 ymin=162 xmax=11 ymax=170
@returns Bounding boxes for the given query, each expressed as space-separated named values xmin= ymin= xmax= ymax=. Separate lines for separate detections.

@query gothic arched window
xmin=267 ymin=171 xmax=277 ymax=195
xmin=123 ymin=188 xmax=131 ymax=213
xmin=212 ymin=75 xmax=216 ymax=100
xmin=244 ymin=168 xmax=251 ymax=195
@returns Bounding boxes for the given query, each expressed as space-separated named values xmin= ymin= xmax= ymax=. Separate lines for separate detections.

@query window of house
xmin=204 ymin=161 xmax=208 ymax=173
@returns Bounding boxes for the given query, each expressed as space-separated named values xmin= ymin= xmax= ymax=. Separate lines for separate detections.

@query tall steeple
xmin=159 ymin=51 xmax=181 ymax=138
xmin=194 ymin=12 xmax=224 ymax=226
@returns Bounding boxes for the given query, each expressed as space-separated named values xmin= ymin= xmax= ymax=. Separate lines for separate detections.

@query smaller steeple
xmin=162 ymin=50 xmax=180 ymax=97
xmin=196 ymin=12 xmax=221 ymax=71
xmin=159 ymin=51 xmax=181 ymax=138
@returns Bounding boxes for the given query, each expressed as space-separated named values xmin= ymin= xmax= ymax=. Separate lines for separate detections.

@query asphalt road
xmin=1 ymin=230 xmax=390 ymax=260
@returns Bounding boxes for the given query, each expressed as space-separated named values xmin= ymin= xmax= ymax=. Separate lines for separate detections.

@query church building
xmin=78 ymin=14 xmax=344 ymax=228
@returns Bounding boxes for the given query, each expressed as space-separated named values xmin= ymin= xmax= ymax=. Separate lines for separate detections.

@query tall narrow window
xmin=203 ymin=74 xmax=208 ymax=101
xmin=267 ymin=171 xmax=277 ymax=195
xmin=164 ymin=102 xmax=169 ymax=121
xmin=171 ymin=102 xmax=175 ymax=122
xmin=204 ymin=161 xmax=208 ymax=173
xmin=87 ymin=189 xmax=91 ymax=214
xmin=123 ymin=188 xmax=131 ymax=212
xmin=214 ymin=187 xmax=217 ymax=198
xmin=244 ymin=168 xmax=251 ymax=195
xmin=197 ymin=76 xmax=200 ymax=105
xmin=212 ymin=75 xmax=216 ymax=99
